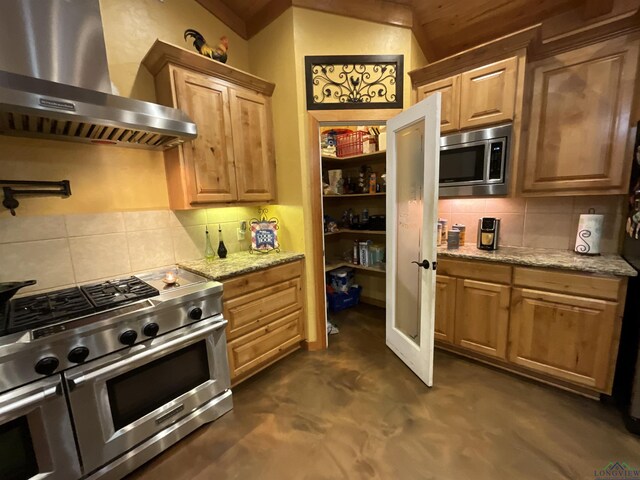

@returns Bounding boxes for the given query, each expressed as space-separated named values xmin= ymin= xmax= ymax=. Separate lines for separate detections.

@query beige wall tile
xmin=169 ymin=209 xmax=207 ymax=227
xmin=127 ymin=229 xmax=175 ymax=271
xmin=523 ymin=213 xmax=574 ymax=250
xmin=0 ymin=239 xmax=75 ymax=292
xmin=65 ymin=212 xmax=125 ymax=237
xmin=491 ymin=213 xmax=525 ymax=247
xmin=123 ymin=210 xmax=170 ymax=231
xmin=173 ymin=225 xmax=206 ymax=262
xmin=206 ymin=207 xmax=238 ymax=224
xmin=450 ymin=198 xmax=486 ymax=213
xmin=69 ymin=233 xmax=131 ymax=282
xmin=484 ymin=198 xmax=526 ymax=214
xmin=572 ymin=195 xmax=625 ymax=215
xmin=448 ymin=213 xmax=481 ymax=245
xmin=526 ymin=197 xmax=574 ymax=214
xmin=0 ymin=215 xmax=67 ymax=244
xmin=438 ymin=199 xmax=453 ymax=215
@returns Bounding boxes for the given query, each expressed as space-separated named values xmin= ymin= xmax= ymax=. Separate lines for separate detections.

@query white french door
xmin=385 ymin=93 xmax=441 ymax=386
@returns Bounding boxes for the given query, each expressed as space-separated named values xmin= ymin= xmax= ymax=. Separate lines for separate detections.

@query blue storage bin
xmin=327 ymin=285 xmax=362 ymax=313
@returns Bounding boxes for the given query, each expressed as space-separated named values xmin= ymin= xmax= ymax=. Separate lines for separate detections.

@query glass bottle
xmin=204 ymin=227 xmax=215 ymax=261
xmin=217 ymin=224 xmax=228 ymax=259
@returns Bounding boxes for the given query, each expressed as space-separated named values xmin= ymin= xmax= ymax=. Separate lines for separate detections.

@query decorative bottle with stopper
xmin=217 ymin=224 xmax=228 ymax=259
xmin=204 ymin=227 xmax=215 ymax=261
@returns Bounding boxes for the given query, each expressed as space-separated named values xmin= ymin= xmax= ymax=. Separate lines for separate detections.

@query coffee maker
xmin=477 ymin=217 xmax=500 ymax=250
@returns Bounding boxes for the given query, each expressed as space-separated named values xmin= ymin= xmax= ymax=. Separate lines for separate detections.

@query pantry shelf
xmin=322 ymin=150 xmax=386 ymax=165
xmin=325 ymin=260 xmax=386 ymax=274
xmin=323 ymin=193 xmax=386 ymax=198
xmin=324 ymin=229 xmax=386 ymax=236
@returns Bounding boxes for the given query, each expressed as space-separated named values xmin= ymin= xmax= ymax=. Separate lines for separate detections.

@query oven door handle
xmin=0 ymin=381 xmax=62 ymax=416
xmin=65 ymin=318 xmax=227 ymax=389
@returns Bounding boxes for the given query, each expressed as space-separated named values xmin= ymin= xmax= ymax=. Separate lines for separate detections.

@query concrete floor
xmin=129 ymin=305 xmax=640 ymax=480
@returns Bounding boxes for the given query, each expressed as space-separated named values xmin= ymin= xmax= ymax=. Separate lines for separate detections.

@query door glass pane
xmin=440 ymin=145 xmax=485 ymax=183
xmin=395 ymin=120 xmax=424 ymax=345
xmin=107 ymin=341 xmax=209 ymax=430
xmin=0 ymin=416 xmax=39 ymax=480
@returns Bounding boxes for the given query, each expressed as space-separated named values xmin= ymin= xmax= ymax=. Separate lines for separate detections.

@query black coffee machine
xmin=477 ymin=217 xmax=500 ymax=250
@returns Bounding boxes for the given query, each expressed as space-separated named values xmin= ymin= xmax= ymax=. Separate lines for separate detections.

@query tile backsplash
xmin=0 ymin=207 xmax=255 ymax=295
xmin=438 ymin=196 xmax=626 ymax=253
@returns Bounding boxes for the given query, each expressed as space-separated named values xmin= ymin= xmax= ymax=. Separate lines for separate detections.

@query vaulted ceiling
xmin=196 ymin=0 xmax=639 ymax=61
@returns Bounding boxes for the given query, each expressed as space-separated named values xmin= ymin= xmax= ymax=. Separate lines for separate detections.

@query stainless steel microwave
xmin=439 ymin=124 xmax=512 ymax=197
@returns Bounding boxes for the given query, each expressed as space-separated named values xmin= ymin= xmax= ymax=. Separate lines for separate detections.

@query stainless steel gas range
xmin=0 ymin=268 xmax=232 ymax=480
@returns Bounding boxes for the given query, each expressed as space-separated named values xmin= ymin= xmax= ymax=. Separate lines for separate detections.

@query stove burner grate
xmin=81 ymin=277 xmax=159 ymax=310
xmin=8 ymin=287 xmax=95 ymax=333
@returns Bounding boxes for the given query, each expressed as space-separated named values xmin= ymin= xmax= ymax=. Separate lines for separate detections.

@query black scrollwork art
xmin=575 ymin=229 xmax=592 ymax=254
xmin=305 ymin=55 xmax=404 ymax=110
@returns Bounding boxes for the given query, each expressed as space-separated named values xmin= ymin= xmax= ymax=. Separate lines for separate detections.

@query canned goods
xmin=447 ymin=230 xmax=460 ymax=249
xmin=437 ymin=223 xmax=443 ymax=246
xmin=453 ymin=223 xmax=466 ymax=245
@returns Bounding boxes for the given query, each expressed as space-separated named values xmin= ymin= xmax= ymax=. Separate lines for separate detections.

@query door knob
xmin=411 ymin=260 xmax=430 ymax=269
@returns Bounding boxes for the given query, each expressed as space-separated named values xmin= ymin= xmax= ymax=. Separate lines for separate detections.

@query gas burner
xmin=8 ymin=287 xmax=94 ymax=334
xmin=81 ymin=277 xmax=159 ymax=311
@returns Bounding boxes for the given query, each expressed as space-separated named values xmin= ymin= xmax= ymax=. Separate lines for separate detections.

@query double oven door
xmin=64 ymin=315 xmax=230 ymax=475
xmin=0 ymin=376 xmax=81 ymax=480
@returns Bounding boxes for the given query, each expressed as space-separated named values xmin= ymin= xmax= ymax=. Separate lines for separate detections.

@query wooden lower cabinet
xmin=435 ymin=259 xmax=626 ymax=395
xmin=434 ymin=275 xmax=456 ymax=343
xmin=508 ymin=288 xmax=619 ymax=391
xmin=223 ymin=260 xmax=304 ymax=385
xmin=453 ymin=279 xmax=510 ymax=359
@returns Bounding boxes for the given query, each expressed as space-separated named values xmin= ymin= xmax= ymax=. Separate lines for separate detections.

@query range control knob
xmin=67 ymin=346 xmax=90 ymax=364
xmin=35 ymin=356 xmax=59 ymax=376
xmin=119 ymin=330 xmax=138 ymax=346
xmin=188 ymin=307 xmax=203 ymax=320
xmin=143 ymin=322 xmax=160 ymax=337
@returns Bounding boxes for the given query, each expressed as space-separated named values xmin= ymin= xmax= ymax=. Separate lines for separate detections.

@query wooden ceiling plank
xmin=292 ymin=0 xmax=414 ymax=29
xmin=196 ymin=0 xmax=248 ymax=38
xmin=246 ymin=0 xmax=293 ymax=38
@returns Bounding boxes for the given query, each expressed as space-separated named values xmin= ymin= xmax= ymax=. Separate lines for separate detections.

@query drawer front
xmin=224 ymin=277 xmax=303 ymax=340
xmin=223 ymin=260 xmax=303 ymax=300
xmin=438 ymin=258 xmax=512 ymax=284
xmin=513 ymin=266 xmax=622 ymax=301
xmin=227 ymin=311 xmax=302 ymax=379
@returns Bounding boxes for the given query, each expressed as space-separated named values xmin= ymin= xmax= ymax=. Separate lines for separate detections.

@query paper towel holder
xmin=575 ymin=207 xmax=603 ymax=256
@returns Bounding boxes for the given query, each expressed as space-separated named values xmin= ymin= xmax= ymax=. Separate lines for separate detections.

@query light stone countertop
xmin=179 ymin=251 xmax=305 ymax=281
xmin=437 ymin=244 xmax=637 ymax=277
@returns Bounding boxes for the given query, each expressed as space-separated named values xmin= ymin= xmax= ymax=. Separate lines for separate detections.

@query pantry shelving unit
xmin=322 ymin=142 xmax=387 ymax=308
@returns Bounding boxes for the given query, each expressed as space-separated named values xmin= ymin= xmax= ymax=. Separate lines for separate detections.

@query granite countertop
xmin=179 ymin=251 xmax=305 ymax=281
xmin=437 ymin=244 xmax=637 ymax=277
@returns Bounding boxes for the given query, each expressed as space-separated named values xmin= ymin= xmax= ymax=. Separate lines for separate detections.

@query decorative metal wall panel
xmin=305 ymin=55 xmax=403 ymax=110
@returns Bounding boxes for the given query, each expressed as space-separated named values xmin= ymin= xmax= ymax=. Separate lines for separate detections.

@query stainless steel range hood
xmin=0 ymin=0 xmax=196 ymax=149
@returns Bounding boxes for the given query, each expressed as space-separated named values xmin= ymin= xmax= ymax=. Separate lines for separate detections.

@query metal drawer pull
xmin=0 ymin=384 xmax=60 ymax=416
xmin=155 ymin=404 xmax=184 ymax=424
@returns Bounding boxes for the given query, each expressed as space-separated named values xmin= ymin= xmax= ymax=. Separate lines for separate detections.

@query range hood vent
xmin=0 ymin=0 xmax=196 ymax=150
xmin=0 ymin=71 xmax=196 ymax=149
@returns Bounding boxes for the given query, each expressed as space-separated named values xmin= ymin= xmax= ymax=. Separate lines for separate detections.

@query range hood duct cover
xmin=0 ymin=0 xmax=196 ymax=149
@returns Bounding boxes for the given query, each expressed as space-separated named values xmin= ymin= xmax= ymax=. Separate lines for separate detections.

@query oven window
xmin=0 ymin=416 xmax=39 ymax=480
xmin=440 ymin=145 xmax=485 ymax=183
xmin=107 ymin=341 xmax=210 ymax=431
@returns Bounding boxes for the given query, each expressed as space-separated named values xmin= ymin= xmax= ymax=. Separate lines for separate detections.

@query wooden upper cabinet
xmin=434 ymin=275 xmax=456 ymax=343
xmin=454 ymin=279 xmax=510 ymax=359
xmin=459 ymin=57 xmax=517 ymax=129
xmin=143 ymin=40 xmax=277 ymax=209
xmin=229 ymin=89 xmax=276 ymax=202
xmin=417 ymin=76 xmax=460 ymax=133
xmin=509 ymin=288 xmax=620 ymax=392
xmin=173 ymin=69 xmax=237 ymax=203
xmin=521 ymin=36 xmax=639 ymax=195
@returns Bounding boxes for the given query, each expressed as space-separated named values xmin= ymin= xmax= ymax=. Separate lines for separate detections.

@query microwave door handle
xmin=0 ymin=383 xmax=61 ymax=416
xmin=65 ymin=319 xmax=226 ymax=387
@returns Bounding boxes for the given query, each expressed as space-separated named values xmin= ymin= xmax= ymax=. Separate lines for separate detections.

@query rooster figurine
xmin=184 ymin=30 xmax=229 ymax=64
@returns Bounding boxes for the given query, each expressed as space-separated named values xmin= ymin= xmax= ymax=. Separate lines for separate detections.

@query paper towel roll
xmin=574 ymin=213 xmax=604 ymax=255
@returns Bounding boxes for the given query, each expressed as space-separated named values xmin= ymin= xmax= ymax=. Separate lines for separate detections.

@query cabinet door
xmin=522 ymin=37 xmax=639 ymax=194
xmin=416 ymin=76 xmax=460 ymax=133
xmin=173 ymin=69 xmax=238 ymax=203
xmin=459 ymin=57 xmax=517 ymax=129
xmin=454 ymin=279 xmax=510 ymax=359
xmin=509 ymin=288 xmax=619 ymax=391
xmin=229 ymin=88 xmax=276 ymax=202
xmin=435 ymin=275 xmax=456 ymax=343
